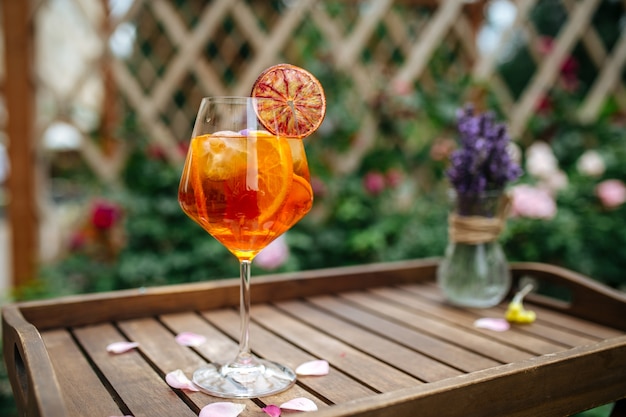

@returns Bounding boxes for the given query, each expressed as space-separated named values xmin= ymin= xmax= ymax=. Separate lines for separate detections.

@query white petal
xmin=165 ymin=369 xmax=199 ymax=391
xmin=106 ymin=341 xmax=139 ymax=354
xmin=199 ymin=402 xmax=246 ymax=417
xmin=295 ymin=360 xmax=329 ymax=376
xmin=175 ymin=332 xmax=207 ymax=347
xmin=280 ymin=397 xmax=318 ymax=412
xmin=474 ymin=318 xmax=510 ymax=332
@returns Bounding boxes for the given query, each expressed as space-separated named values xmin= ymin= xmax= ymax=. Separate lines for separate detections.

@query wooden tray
xmin=3 ymin=259 xmax=626 ymax=417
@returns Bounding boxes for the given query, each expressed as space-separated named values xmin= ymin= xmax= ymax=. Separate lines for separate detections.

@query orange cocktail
xmin=178 ymin=64 xmax=325 ymax=398
xmin=178 ymin=131 xmax=313 ymax=261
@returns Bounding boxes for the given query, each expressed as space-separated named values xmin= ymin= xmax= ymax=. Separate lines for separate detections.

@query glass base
xmin=192 ymin=359 xmax=296 ymax=398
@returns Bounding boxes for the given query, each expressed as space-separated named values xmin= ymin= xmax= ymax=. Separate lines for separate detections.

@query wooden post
xmin=101 ymin=0 xmax=117 ymax=157
xmin=3 ymin=0 xmax=38 ymax=290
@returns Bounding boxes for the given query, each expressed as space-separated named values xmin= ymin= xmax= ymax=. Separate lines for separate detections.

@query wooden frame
xmin=3 ymin=259 xmax=626 ymax=416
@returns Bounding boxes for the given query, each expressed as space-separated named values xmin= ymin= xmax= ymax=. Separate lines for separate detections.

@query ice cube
xmin=211 ymin=130 xmax=242 ymax=137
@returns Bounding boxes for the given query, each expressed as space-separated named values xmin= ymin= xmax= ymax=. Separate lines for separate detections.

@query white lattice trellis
xmin=2 ymin=0 xmax=626 ymax=287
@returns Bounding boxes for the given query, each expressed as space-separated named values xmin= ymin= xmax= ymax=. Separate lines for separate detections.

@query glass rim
xmin=199 ymin=96 xmax=273 ymax=104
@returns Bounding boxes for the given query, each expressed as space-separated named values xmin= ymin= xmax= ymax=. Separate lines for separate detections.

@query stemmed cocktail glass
xmin=178 ymin=96 xmax=314 ymax=398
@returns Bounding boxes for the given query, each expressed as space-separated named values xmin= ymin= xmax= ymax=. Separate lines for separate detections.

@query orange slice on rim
xmin=251 ymin=63 xmax=326 ymax=139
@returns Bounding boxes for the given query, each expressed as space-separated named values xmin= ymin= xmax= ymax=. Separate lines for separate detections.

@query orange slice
xmin=281 ymin=174 xmax=313 ymax=225
xmin=254 ymin=134 xmax=294 ymax=223
xmin=251 ymin=63 xmax=326 ymax=139
xmin=221 ymin=132 xmax=293 ymax=224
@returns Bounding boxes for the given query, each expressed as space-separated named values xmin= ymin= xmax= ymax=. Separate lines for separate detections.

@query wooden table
xmin=3 ymin=259 xmax=626 ymax=417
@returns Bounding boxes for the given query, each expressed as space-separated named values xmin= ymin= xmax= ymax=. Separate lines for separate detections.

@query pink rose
xmin=510 ymin=185 xmax=557 ymax=219
xmin=255 ymin=235 xmax=289 ymax=270
xmin=363 ymin=171 xmax=386 ymax=195
xmin=596 ymin=179 xmax=626 ymax=209
xmin=91 ymin=200 xmax=121 ymax=230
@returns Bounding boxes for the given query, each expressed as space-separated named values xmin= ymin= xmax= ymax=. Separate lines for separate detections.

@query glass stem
xmin=236 ymin=260 xmax=254 ymax=365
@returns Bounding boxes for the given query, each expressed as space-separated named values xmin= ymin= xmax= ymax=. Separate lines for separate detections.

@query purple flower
xmin=446 ymin=104 xmax=522 ymax=195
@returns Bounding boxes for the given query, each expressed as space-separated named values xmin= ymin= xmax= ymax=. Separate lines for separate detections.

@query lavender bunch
xmin=446 ymin=104 xmax=522 ymax=195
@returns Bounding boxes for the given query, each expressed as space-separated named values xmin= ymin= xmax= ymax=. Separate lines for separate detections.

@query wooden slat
xmin=275 ymin=299 xmax=463 ymax=381
xmin=309 ymin=293 xmax=503 ymax=371
xmin=160 ymin=312 xmax=241 ymax=365
xmin=72 ymin=323 xmax=199 ymax=417
xmin=207 ymin=306 xmax=417 ymax=394
xmin=162 ymin=311 xmax=375 ymax=405
xmin=468 ymin=303 xmax=602 ymax=347
xmin=391 ymin=284 xmax=567 ymax=355
xmin=349 ymin=289 xmax=532 ymax=363
xmin=41 ymin=329 xmax=123 ymax=417
xmin=116 ymin=316 xmax=284 ymax=417
xmin=158 ymin=311 xmax=332 ymax=409
xmin=516 ymin=304 xmax=624 ymax=340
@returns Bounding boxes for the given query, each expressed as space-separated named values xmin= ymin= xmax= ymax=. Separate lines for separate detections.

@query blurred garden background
xmin=1 ymin=0 xmax=625 ymax=415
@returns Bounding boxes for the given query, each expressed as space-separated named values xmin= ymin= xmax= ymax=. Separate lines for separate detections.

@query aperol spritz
xmin=178 ymin=96 xmax=313 ymax=397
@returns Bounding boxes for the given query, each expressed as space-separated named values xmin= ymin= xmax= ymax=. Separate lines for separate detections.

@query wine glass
xmin=178 ymin=96 xmax=313 ymax=398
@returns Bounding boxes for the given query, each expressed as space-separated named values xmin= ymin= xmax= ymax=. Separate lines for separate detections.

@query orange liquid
xmin=178 ymin=133 xmax=313 ymax=261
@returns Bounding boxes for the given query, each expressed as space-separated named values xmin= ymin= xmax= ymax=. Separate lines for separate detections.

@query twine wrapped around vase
xmin=447 ymin=193 xmax=511 ymax=244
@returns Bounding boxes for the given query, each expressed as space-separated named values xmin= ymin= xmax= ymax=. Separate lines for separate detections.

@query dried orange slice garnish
xmin=251 ymin=63 xmax=326 ymax=139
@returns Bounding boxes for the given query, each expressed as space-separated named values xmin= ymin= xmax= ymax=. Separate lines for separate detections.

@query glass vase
xmin=437 ymin=191 xmax=511 ymax=308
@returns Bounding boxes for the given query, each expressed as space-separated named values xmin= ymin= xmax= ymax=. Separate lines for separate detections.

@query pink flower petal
xmin=262 ymin=404 xmax=281 ymax=417
xmin=295 ymin=360 xmax=329 ymax=376
xmin=279 ymin=397 xmax=318 ymax=412
xmin=474 ymin=318 xmax=511 ymax=332
xmin=175 ymin=331 xmax=206 ymax=347
xmin=106 ymin=341 xmax=139 ymax=354
xmin=199 ymin=402 xmax=246 ymax=417
xmin=256 ymin=235 xmax=290 ymax=270
xmin=165 ymin=369 xmax=199 ymax=391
